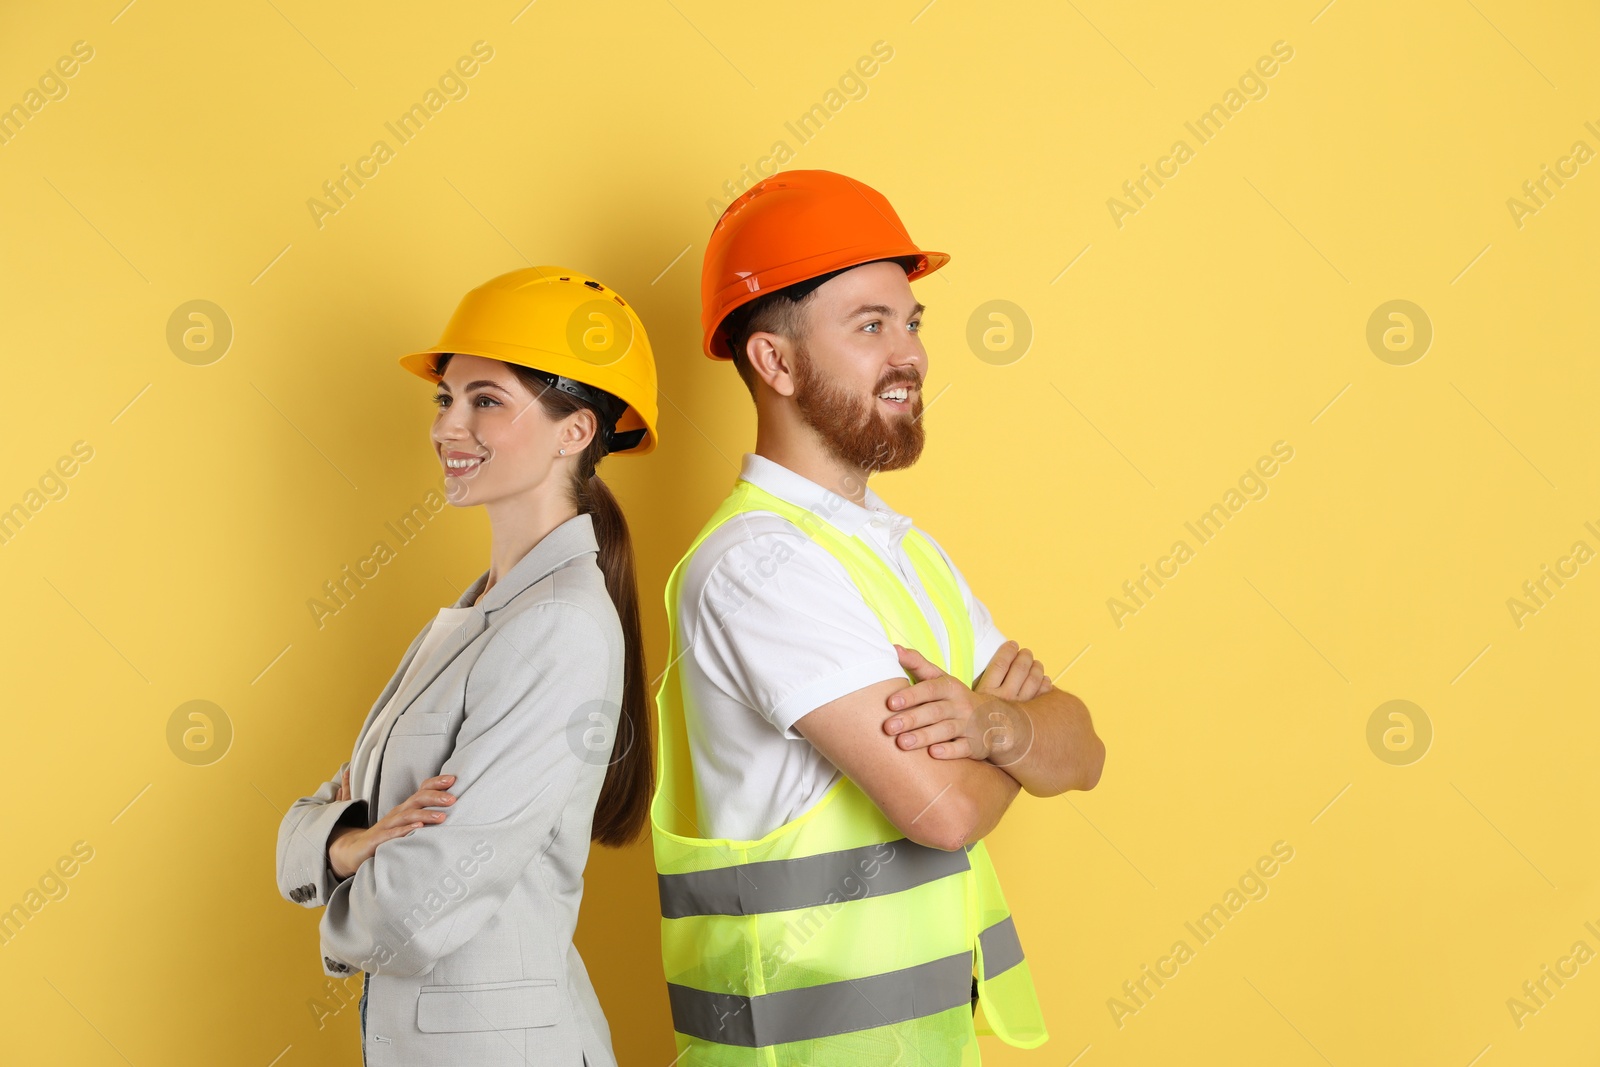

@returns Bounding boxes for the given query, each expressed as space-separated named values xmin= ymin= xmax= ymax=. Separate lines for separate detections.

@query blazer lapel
xmin=349 ymin=621 xmax=430 ymax=754
xmin=474 ymin=512 xmax=601 ymax=618
xmin=359 ymin=608 xmax=485 ymax=807
xmin=360 ymin=512 xmax=602 ymax=807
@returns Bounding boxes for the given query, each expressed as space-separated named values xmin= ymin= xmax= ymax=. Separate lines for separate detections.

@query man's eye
xmin=863 ymin=321 xmax=880 ymax=333
xmin=908 ymin=320 xmax=921 ymax=332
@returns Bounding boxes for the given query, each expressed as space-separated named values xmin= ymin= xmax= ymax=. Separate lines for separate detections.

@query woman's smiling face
xmin=430 ymin=352 xmax=585 ymax=506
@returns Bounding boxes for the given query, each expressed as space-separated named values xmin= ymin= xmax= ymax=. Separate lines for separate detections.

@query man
xmin=649 ymin=169 xmax=1105 ymax=1065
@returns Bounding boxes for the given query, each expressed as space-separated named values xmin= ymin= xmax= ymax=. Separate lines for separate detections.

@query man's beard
xmin=791 ymin=343 xmax=925 ymax=474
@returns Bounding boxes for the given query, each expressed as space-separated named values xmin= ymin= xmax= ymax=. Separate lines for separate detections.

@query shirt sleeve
xmin=921 ymin=532 xmax=1009 ymax=689
xmin=683 ymin=515 xmax=908 ymax=739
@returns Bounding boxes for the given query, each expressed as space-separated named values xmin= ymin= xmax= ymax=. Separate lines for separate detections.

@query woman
xmin=274 ymin=266 xmax=658 ymax=1066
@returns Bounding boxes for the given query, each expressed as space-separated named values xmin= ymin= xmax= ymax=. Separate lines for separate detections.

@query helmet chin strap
xmin=601 ymin=425 xmax=647 ymax=453
xmin=524 ymin=367 xmax=643 ymax=455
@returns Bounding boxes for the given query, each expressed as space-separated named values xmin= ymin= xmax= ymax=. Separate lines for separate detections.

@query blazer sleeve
xmin=318 ymin=601 xmax=613 ymax=978
xmin=275 ymin=761 xmax=369 ymax=908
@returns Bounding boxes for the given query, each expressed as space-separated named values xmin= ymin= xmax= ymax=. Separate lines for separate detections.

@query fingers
xmin=398 ymin=789 xmax=457 ymax=814
xmin=884 ymin=689 xmax=957 ymax=736
xmin=893 ymin=643 xmax=946 ymax=683
xmin=892 ymin=712 xmax=966 ymax=751
xmin=976 ymin=640 xmax=1019 ymax=693
xmin=380 ymin=776 xmax=458 ymax=828
xmin=928 ymin=737 xmax=973 ymax=760
xmin=999 ymin=646 xmax=1035 ymax=696
xmin=376 ymin=805 xmax=447 ymax=835
xmin=404 ymin=775 xmax=457 ymax=806
xmin=1017 ymin=658 xmax=1048 ymax=701
xmin=886 ymin=674 xmax=953 ymax=716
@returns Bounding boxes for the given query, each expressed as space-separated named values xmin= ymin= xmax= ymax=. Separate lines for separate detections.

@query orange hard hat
xmin=700 ymin=169 xmax=950 ymax=361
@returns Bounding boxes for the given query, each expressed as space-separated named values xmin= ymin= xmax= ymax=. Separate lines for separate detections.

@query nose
xmin=431 ymin=393 xmax=473 ymax=444
xmin=889 ymin=331 xmax=926 ymax=384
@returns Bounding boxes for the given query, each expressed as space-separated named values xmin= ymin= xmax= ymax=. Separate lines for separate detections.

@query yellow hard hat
xmin=399 ymin=266 xmax=658 ymax=455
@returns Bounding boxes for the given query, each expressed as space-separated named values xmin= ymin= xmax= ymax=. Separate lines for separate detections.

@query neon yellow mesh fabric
xmin=650 ymin=478 xmax=1048 ymax=1062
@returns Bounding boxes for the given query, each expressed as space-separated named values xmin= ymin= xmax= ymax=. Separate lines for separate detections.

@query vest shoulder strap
xmin=692 ymin=480 xmax=973 ymax=678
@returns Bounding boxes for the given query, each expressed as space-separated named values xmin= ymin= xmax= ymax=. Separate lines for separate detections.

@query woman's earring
xmin=558 ymin=448 xmax=565 ymax=455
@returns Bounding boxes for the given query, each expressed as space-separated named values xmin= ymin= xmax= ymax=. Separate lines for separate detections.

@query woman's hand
xmin=327 ymin=774 xmax=457 ymax=880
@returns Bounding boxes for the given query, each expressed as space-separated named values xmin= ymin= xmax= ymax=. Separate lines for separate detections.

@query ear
xmin=559 ymin=406 xmax=598 ymax=453
xmin=746 ymin=332 xmax=798 ymax=398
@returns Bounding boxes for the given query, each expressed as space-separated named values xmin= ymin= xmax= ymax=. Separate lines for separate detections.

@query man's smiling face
xmin=788 ymin=259 xmax=929 ymax=474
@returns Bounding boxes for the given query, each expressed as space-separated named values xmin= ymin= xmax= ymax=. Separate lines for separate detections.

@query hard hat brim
xmin=704 ymin=247 xmax=949 ymax=361
xmin=397 ymin=345 xmax=657 ymax=456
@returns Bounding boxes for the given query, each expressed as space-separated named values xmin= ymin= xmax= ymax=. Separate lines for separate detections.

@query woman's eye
xmin=432 ymin=394 xmax=500 ymax=409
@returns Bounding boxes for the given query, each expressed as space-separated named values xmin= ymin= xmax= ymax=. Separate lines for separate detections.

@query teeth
xmin=446 ymin=456 xmax=483 ymax=469
xmin=878 ymin=388 xmax=909 ymax=401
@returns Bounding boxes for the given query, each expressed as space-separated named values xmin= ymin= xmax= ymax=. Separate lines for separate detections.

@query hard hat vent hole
xmin=584 ymin=280 xmax=604 ymax=290
xmin=613 ymin=296 xmax=626 ymax=306
xmin=559 ymin=276 xmax=570 ymax=281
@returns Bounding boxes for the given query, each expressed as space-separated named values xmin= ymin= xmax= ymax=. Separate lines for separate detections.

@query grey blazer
xmin=275 ymin=513 xmax=623 ymax=1067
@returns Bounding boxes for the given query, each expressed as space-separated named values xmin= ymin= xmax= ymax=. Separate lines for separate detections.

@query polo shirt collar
xmin=739 ymin=453 xmax=914 ymax=547
xmin=455 ymin=511 xmax=599 ymax=614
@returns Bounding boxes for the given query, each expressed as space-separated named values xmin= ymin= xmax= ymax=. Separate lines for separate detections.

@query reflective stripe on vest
xmin=658 ymin=837 xmax=973 ymax=918
xmin=979 ymin=915 xmax=1025 ymax=979
xmin=668 ymin=949 xmax=974 ymax=1047
xmin=649 ymin=478 xmax=1049 ymax=1061
xmin=666 ymin=913 xmax=1031 ymax=1046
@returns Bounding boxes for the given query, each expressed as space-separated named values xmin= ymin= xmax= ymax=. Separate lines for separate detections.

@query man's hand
xmin=888 ymin=641 xmax=1105 ymax=797
xmin=884 ymin=643 xmax=1039 ymax=761
xmin=976 ymin=640 xmax=1051 ymax=703
xmin=327 ymin=775 xmax=457 ymax=880
xmin=797 ymin=676 xmax=1022 ymax=851
xmin=336 ymin=765 xmax=351 ymax=803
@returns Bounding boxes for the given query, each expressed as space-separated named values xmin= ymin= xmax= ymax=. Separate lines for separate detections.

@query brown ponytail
xmin=439 ymin=352 xmax=654 ymax=847
xmin=566 ymin=468 xmax=654 ymax=846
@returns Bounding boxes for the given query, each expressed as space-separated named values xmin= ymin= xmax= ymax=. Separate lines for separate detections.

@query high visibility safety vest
xmin=650 ymin=478 xmax=1049 ymax=1065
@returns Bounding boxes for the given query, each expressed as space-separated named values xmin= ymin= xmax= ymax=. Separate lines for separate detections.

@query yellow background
xmin=2 ymin=1 xmax=1596 ymax=1064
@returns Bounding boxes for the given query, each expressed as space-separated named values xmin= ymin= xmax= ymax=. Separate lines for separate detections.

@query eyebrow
xmin=840 ymin=302 xmax=925 ymax=324
xmin=435 ymin=379 xmax=509 ymax=393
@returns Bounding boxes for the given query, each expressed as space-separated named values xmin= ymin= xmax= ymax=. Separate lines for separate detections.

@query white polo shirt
xmin=678 ymin=453 xmax=1008 ymax=841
